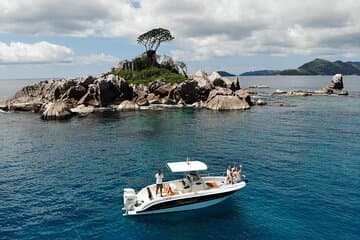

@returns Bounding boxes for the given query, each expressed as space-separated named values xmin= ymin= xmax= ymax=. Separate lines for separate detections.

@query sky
xmin=0 ymin=0 xmax=360 ymax=79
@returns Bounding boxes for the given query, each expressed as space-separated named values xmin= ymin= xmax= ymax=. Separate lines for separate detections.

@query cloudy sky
xmin=0 ymin=0 xmax=359 ymax=78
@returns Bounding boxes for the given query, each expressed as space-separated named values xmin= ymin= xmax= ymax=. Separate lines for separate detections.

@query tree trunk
xmin=146 ymin=50 xmax=158 ymax=67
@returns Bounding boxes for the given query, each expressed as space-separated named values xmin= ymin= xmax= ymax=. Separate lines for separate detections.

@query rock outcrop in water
xmin=314 ymin=73 xmax=346 ymax=94
xmin=0 ymin=70 xmax=252 ymax=120
xmin=204 ymin=88 xmax=251 ymax=110
xmin=271 ymin=74 xmax=349 ymax=96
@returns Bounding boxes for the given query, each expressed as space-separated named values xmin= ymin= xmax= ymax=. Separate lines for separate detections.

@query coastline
xmin=0 ymin=72 xmax=351 ymax=121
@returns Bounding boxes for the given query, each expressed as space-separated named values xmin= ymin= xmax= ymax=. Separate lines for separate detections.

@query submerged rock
xmin=338 ymin=90 xmax=349 ymax=96
xmin=70 ymin=104 xmax=95 ymax=114
xmin=273 ymin=89 xmax=288 ymax=95
xmin=288 ymin=90 xmax=312 ymax=96
xmin=118 ymin=100 xmax=139 ymax=111
xmin=248 ymin=84 xmax=269 ymax=89
xmin=313 ymin=88 xmax=333 ymax=95
xmin=256 ymin=99 xmax=267 ymax=105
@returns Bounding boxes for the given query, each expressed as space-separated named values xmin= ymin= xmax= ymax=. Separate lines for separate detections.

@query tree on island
xmin=137 ymin=28 xmax=174 ymax=66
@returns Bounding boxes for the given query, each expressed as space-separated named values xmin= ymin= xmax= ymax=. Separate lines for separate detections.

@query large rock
xmin=4 ymin=74 xmax=134 ymax=113
xmin=132 ymin=84 xmax=149 ymax=106
xmin=78 ymin=84 xmax=101 ymax=107
xmin=208 ymin=71 xmax=240 ymax=91
xmin=235 ymin=89 xmax=253 ymax=106
xmin=177 ymin=80 xmax=202 ymax=104
xmin=12 ymin=78 xmax=77 ymax=101
xmin=314 ymin=74 xmax=344 ymax=94
xmin=79 ymin=76 xmax=95 ymax=88
xmin=205 ymin=95 xmax=250 ymax=111
xmin=149 ymin=79 xmax=166 ymax=93
xmin=204 ymin=87 xmax=251 ymax=110
xmin=78 ymin=74 xmax=133 ymax=107
xmin=41 ymin=101 xmax=72 ymax=120
xmin=5 ymin=78 xmax=78 ymax=112
xmin=177 ymin=70 xmax=214 ymax=104
xmin=97 ymin=74 xmax=133 ymax=106
xmin=328 ymin=74 xmax=343 ymax=90
xmin=148 ymin=79 xmax=175 ymax=97
xmin=62 ymin=85 xmax=87 ymax=101
xmin=193 ymin=70 xmax=213 ymax=89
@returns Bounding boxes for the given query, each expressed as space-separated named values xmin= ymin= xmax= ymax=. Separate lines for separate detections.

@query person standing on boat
xmin=155 ymin=170 xmax=164 ymax=197
xmin=226 ymin=166 xmax=233 ymax=184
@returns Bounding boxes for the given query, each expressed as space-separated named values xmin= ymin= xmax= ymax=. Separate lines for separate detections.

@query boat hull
xmin=124 ymin=189 xmax=237 ymax=216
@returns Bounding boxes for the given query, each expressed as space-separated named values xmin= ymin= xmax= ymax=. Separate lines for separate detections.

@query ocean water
xmin=0 ymin=76 xmax=359 ymax=240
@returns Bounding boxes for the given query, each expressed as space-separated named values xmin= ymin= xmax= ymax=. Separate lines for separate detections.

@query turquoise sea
xmin=0 ymin=76 xmax=359 ymax=239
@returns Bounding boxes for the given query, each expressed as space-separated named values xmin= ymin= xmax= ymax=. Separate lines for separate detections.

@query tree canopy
xmin=137 ymin=28 xmax=174 ymax=52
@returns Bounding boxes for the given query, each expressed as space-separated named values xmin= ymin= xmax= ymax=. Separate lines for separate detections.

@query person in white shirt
xmin=155 ymin=170 xmax=164 ymax=197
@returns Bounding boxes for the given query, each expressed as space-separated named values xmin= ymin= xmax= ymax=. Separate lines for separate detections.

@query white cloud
xmin=0 ymin=41 xmax=120 ymax=66
xmin=0 ymin=0 xmax=360 ymax=60
xmin=79 ymin=53 xmax=120 ymax=65
xmin=0 ymin=41 xmax=74 ymax=64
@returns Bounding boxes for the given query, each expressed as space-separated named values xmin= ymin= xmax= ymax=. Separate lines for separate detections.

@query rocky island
xmin=0 ymin=69 xmax=252 ymax=120
xmin=0 ymin=28 xmax=350 ymax=120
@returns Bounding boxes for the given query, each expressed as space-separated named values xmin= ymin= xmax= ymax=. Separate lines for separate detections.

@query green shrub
xmin=213 ymin=78 xmax=226 ymax=87
xmin=112 ymin=67 xmax=186 ymax=86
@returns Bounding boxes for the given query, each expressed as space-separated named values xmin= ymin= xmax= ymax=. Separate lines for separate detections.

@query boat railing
xmin=200 ymin=172 xmax=227 ymax=177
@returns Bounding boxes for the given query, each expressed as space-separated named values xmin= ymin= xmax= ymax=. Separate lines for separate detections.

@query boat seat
xmin=169 ymin=183 xmax=182 ymax=195
xmin=182 ymin=178 xmax=191 ymax=189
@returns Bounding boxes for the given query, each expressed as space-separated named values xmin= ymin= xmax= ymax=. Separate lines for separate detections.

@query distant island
xmin=241 ymin=58 xmax=360 ymax=76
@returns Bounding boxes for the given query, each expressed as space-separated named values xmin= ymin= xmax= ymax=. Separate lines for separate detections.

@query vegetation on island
xmin=112 ymin=28 xmax=187 ymax=85
xmin=241 ymin=58 xmax=360 ymax=76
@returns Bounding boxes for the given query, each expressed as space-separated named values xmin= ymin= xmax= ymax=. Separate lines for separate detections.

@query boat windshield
xmin=187 ymin=171 xmax=200 ymax=182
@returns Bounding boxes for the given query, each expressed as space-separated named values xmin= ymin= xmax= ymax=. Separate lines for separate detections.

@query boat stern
xmin=123 ymin=188 xmax=137 ymax=213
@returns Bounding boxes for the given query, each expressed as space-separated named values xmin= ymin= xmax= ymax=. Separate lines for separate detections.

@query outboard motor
xmin=123 ymin=188 xmax=136 ymax=211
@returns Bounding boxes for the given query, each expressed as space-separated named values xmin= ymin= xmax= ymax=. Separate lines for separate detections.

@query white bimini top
xmin=167 ymin=160 xmax=208 ymax=173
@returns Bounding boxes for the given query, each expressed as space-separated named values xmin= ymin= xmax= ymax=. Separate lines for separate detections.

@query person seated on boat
xmin=164 ymin=183 xmax=175 ymax=196
xmin=182 ymin=176 xmax=191 ymax=190
xmin=155 ymin=170 xmax=164 ymax=197
xmin=233 ymin=166 xmax=241 ymax=183
xmin=231 ymin=164 xmax=236 ymax=172
xmin=226 ymin=166 xmax=233 ymax=184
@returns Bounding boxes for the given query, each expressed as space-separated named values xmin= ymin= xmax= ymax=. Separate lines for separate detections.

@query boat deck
xmin=135 ymin=176 xmax=228 ymax=204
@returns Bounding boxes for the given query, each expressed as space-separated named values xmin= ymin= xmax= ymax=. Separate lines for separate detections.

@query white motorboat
xmin=123 ymin=159 xmax=247 ymax=216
